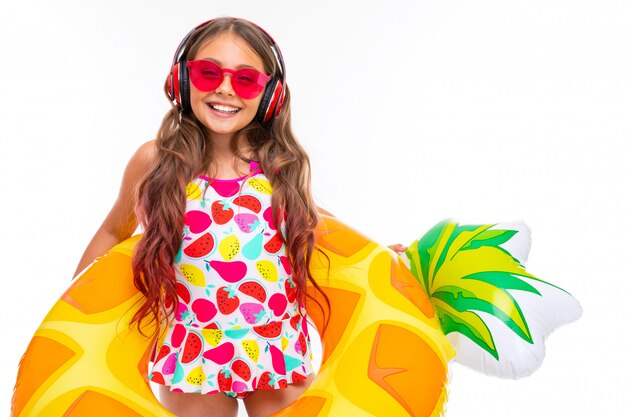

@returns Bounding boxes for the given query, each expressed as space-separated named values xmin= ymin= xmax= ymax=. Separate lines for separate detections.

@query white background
xmin=1 ymin=0 xmax=624 ymax=416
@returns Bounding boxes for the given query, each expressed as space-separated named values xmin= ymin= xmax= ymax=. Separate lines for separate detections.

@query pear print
xmin=208 ymin=260 xmax=247 ymax=283
xmin=242 ymin=232 xmax=264 ymax=260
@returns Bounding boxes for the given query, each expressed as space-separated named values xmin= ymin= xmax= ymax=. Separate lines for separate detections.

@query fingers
xmin=387 ymin=244 xmax=407 ymax=253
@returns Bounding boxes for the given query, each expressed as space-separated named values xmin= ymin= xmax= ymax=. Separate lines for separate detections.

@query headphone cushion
xmin=179 ymin=60 xmax=191 ymax=111
xmin=256 ymin=77 xmax=282 ymax=124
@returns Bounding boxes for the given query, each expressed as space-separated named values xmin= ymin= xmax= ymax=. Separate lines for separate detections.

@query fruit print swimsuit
xmin=149 ymin=161 xmax=314 ymax=398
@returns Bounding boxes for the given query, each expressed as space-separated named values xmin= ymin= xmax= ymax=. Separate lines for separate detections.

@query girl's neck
xmin=208 ymin=133 xmax=254 ymax=179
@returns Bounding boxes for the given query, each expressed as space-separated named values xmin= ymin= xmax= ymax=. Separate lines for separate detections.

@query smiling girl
xmin=73 ymin=17 xmax=320 ymax=417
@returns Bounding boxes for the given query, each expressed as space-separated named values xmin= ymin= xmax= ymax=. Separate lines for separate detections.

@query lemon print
xmin=242 ymin=340 xmax=260 ymax=362
xmin=186 ymin=182 xmax=202 ymax=200
xmin=256 ymin=260 xmax=278 ymax=282
xmin=202 ymin=329 xmax=223 ymax=347
xmin=248 ymin=178 xmax=272 ymax=194
xmin=219 ymin=234 xmax=240 ymax=261
xmin=186 ymin=366 xmax=206 ymax=386
xmin=179 ymin=264 xmax=206 ymax=286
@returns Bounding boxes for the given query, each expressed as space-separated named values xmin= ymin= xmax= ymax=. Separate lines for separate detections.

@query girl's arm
xmin=72 ymin=140 xmax=157 ymax=278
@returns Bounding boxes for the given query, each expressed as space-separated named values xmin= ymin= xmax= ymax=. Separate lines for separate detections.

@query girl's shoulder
xmin=131 ymin=140 xmax=158 ymax=168
xmin=123 ymin=140 xmax=158 ymax=180
xmin=117 ymin=140 xmax=158 ymax=197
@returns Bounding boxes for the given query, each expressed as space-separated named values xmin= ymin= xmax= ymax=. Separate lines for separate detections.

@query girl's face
xmin=189 ymin=32 xmax=266 ymax=142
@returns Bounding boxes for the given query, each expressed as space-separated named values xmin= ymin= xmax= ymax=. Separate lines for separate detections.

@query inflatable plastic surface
xmin=403 ymin=220 xmax=581 ymax=379
xmin=11 ymin=216 xmax=581 ymax=417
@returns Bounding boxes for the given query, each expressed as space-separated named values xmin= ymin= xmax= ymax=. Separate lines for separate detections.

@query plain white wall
xmin=1 ymin=0 xmax=624 ymax=416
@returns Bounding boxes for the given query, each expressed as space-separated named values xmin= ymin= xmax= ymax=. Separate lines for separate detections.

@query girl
xmin=73 ymin=17 xmax=320 ymax=417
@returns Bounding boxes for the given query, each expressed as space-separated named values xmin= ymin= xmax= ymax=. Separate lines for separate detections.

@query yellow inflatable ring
xmin=12 ymin=215 xmax=454 ymax=417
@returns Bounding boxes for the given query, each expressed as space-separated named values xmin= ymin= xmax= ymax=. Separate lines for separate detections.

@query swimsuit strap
xmin=250 ymin=160 xmax=262 ymax=174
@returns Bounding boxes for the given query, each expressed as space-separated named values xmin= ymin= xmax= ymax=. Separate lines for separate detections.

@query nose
xmin=215 ymin=73 xmax=235 ymax=96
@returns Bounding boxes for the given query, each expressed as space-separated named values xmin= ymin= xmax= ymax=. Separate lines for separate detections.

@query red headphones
xmin=166 ymin=18 xmax=286 ymax=124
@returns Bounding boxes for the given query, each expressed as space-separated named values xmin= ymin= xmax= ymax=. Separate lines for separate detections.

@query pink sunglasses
xmin=186 ymin=60 xmax=272 ymax=99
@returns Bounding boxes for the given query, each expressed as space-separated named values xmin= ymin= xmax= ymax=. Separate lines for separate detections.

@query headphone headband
xmin=167 ymin=18 xmax=286 ymax=124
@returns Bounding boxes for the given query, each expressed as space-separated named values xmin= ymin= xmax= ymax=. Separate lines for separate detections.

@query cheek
xmin=189 ymin=86 xmax=204 ymax=104
xmin=188 ymin=87 xmax=201 ymax=109
xmin=245 ymin=95 xmax=263 ymax=115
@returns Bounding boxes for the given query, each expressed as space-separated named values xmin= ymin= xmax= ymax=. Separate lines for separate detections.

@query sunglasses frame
xmin=186 ymin=59 xmax=272 ymax=99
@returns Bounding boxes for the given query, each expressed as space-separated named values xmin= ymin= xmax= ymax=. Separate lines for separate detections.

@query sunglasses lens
xmin=232 ymin=68 xmax=267 ymax=99
xmin=187 ymin=60 xmax=271 ymax=99
xmin=188 ymin=60 xmax=223 ymax=91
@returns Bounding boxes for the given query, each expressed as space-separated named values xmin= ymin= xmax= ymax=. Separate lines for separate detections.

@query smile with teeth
xmin=208 ymin=102 xmax=241 ymax=114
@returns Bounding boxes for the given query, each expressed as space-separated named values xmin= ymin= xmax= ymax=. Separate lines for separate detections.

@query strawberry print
xmin=231 ymin=381 xmax=248 ymax=394
xmin=216 ymin=286 xmax=240 ymax=315
xmin=175 ymin=302 xmax=189 ymax=322
xmin=256 ymin=371 xmax=275 ymax=389
xmin=218 ymin=368 xmax=233 ymax=391
xmin=285 ymin=278 xmax=297 ymax=303
xmin=161 ymin=353 xmax=178 ymax=375
xmin=151 ymin=372 xmax=166 ymax=385
xmin=150 ymin=163 xmax=314 ymax=394
xmin=211 ymin=200 xmax=234 ymax=225
xmin=234 ymin=213 xmax=259 ymax=233
xmin=240 ymin=303 xmax=266 ymax=324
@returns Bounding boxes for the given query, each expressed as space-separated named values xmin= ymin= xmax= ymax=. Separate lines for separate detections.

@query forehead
xmin=193 ymin=32 xmax=264 ymax=70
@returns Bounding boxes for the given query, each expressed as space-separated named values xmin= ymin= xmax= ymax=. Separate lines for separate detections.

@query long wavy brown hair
xmin=130 ymin=17 xmax=329 ymax=335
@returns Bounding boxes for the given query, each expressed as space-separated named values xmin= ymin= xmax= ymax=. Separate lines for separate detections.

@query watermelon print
xmin=183 ymin=232 xmax=216 ymax=258
xmin=150 ymin=162 xmax=313 ymax=395
xmin=181 ymin=332 xmax=203 ymax=364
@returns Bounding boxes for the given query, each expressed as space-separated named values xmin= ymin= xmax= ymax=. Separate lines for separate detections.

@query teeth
xmin=210 ymin=103 xmax=240 ymax=113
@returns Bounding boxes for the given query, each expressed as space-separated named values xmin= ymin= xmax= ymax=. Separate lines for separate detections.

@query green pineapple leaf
xmin=406 ymin=220 xmax=544 ymax=359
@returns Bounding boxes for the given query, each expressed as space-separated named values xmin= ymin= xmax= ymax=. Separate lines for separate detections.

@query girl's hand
xmin=388 ymin=244 xmax=407 ymax=253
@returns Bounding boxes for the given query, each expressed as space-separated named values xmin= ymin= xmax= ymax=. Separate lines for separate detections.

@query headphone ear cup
xmin=166 ymin=63 xmax=180 ymax=106
xmin=179 ymin=60 xmax=191 ymax=111
xmin=166 ymin=61 xmax=191 ymax=110
xmin=255 ymin=78 xmax=284 ymax=124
